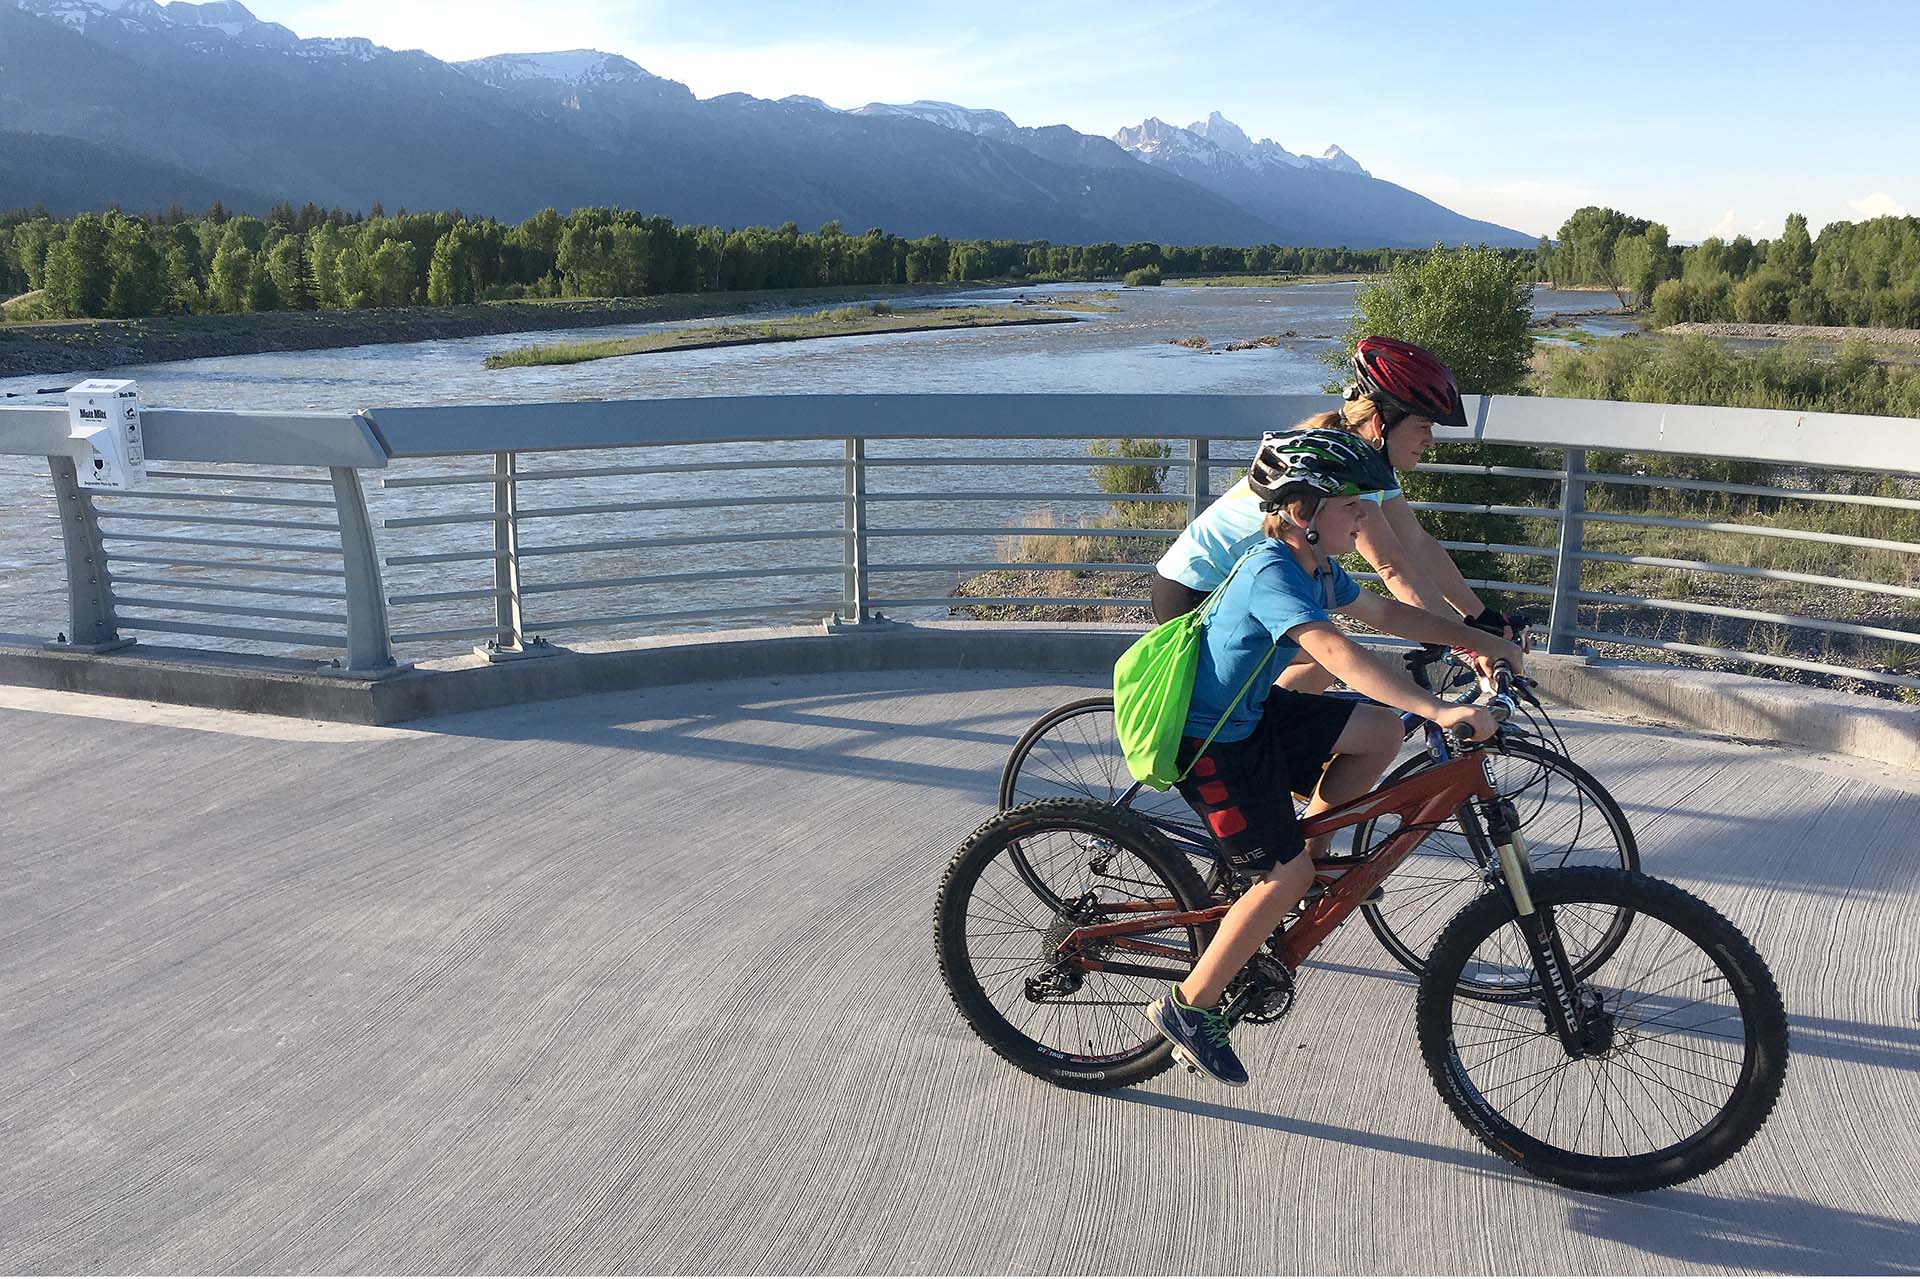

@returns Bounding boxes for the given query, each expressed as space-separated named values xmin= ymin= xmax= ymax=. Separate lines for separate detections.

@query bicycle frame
xmin=1061 ymin=749 xmax=1500 ymax=977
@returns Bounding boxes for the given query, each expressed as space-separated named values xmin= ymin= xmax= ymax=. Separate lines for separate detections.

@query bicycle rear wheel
xmin=1357 ymin=738 xmax=1638 ymax=995
xmin=1417 ymin=868 xmax=1788 ymax=1194
xmin=936 ymin=798 xmax=1212 ymax=1091
xmin=999 ymin=696 xmax=1199 ymax=843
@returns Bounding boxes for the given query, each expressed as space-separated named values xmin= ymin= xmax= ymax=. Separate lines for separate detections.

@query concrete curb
xmin=3 ymin=623 xmax=1916 ymax=770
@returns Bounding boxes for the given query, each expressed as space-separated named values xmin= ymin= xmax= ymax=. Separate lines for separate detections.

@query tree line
xmin=1538 ymin=205 xmax=1920 ymax=328
xmin=0 ymin=200 xmax=1441 ymax=322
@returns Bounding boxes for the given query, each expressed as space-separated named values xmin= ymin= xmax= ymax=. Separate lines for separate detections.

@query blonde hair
xmin=1298 ymin=397 xmax=1380 ymax=437
xmin=1261 ymin=501 xmax=1315 ymax=540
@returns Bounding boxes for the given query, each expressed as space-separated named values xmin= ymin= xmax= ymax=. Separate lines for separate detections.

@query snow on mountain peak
xmin=455 ymin=49 xmax=656 ymax=86
xmin=1189 ymin=110 xmax=1252 ymax=154
xmin=855 ymin=100 xmax=1017 ymax=137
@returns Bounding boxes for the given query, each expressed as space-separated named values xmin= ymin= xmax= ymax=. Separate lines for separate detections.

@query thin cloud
xmin=1848 ymin=191 xmax=1909 ymax=219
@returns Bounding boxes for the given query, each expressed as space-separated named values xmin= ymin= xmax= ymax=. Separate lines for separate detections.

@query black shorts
xmin=1174 ymin=688 xmax=1356 ymax=875
xmin=1150 ymin=572 xmax=1207 ymax=624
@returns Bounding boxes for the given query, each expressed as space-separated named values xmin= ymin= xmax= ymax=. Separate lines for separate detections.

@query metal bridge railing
xmin=2 ymin=393 xmax=1917 ymax=692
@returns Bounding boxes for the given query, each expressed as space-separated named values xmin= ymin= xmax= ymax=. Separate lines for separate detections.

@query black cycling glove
xmin=1462 ymin=607 xmax=1511 ymax=639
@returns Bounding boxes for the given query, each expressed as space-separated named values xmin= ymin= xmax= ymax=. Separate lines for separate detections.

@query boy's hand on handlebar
xmin=1435 ymin=705 xmax=1497 ymax=742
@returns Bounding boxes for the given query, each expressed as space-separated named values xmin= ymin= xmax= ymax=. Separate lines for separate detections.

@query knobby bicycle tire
xmin=1415 ymin=867 xmax=1788 ymax=1194
xmin=1355 ymin=738 xmax=1639 ymax=996
xmin=936 ymin=798 xmax=1213 ymax=1091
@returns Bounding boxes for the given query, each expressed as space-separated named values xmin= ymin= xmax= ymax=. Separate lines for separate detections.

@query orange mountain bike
xmin=936 ymin=676 xmax=1788 ymax=1194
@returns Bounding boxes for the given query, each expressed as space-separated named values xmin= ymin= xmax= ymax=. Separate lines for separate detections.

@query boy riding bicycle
xmin=1147 ymin=430 xmax=1526 ymax=1087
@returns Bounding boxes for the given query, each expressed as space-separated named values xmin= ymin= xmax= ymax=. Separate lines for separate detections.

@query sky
xmin=245 ymin=0 xmax=1916 ymax=242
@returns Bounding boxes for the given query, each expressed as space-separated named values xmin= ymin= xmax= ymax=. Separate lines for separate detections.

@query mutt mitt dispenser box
xmin=66 ymin=379 xmax=147 ymax=490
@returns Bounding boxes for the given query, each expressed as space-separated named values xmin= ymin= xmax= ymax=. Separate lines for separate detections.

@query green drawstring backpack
xmin=1113 ymin=549 xmax=1278 ymax=790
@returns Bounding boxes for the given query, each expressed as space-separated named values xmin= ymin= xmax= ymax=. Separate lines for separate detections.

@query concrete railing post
xmin=45 ymin=454 xmax=131 ymax=652
xmin=1547 ymin=448 xmax=1586 ymax=656
xmin=1187 ymin=437 xmax=1211 ymax=522
xmin=837 ymin=436 xmax=873 ymax=626
xmin=330 ymin=466 xmax=396 ymax=672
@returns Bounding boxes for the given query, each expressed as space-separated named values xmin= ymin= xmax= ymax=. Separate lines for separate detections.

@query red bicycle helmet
xmin=1350 ymin=336 xmax=1468 ymax=429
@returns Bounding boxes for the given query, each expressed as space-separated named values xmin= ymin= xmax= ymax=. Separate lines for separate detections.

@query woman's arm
xmin=1337 ymin=590 xmax=1526 ymax=671
xmin=1379 ymin=494 xmax=1488 ymax=618
xmin=1291 ymin=622 xmax=1495 ymax=737
xmin=1351 ymin=505 xmax=1455 ymax=616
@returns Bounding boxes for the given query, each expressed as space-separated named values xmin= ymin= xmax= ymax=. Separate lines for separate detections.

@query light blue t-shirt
xmin=1156 ymin=476 xmax=1402 ymax=592
xmin=1183 ymin=543 xmax=1362 ymax=742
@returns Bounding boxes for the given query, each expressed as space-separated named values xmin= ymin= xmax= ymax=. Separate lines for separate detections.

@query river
xmin=0 ymin=283 xmax=1622 ymax=655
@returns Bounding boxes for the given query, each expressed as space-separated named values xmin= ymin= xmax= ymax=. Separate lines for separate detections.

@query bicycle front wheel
xmin=936 ymin=798 xmax=1212 ymax=1091
xmin=1357 ymin=738 xmax=1638 ymax=994
xmin=1417 ymin=868 xmax=1788 ymax=1194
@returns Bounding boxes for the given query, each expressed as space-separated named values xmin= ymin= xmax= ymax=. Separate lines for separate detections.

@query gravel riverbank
xmin=1663 ymin=320 xmax=1920 ymax=347
xmin=0 ymin=282 xmax=1003 ymax=379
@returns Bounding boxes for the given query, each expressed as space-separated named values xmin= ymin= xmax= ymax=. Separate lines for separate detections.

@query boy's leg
xmin=1176 ymin=855 xmax=1313 ymax=1009
xmin=1300 ymin=705 xmax=1402 ymax=856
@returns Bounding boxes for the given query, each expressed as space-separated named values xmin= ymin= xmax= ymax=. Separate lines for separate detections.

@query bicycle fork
xmin=1480 ymin=799 xmax=1600 ymax=1058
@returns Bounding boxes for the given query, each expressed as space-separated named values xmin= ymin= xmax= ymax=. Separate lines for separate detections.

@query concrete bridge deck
xmin=2 ymin=671 xmax=1917 ymax=1275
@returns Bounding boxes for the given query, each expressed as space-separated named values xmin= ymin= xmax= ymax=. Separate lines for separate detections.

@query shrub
xmin=1088 ymin=437 xmax=1172 ymax=497
xmin=1123 ymin=265 xmax=1162 ymax=286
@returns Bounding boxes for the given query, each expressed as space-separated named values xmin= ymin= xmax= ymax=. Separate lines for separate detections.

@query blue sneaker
xmin=1148 ymin=987 xmax=1249 ymax=1087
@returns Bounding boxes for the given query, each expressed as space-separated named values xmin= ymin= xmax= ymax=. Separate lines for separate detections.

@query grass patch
xmin=1035 ymin=293 xmax=1122 ymax=313
xmin=1168 ymin=272 xmax=1369 ymax=288
xmin=1 ymin=289 xmax=51 ymax=323
xmin=485 ymin=303 xmax=1073 ymax=368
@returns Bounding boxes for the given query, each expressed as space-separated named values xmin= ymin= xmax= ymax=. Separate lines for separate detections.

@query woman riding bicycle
xmin=1147 ymin=431 xmax=1526 ymax=1087
xmin=1151 ymin=336 xmax=1518 ymax=692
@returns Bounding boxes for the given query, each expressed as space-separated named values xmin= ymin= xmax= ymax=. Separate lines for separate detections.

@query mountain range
xmin=0 ymin=0 xmax=1534 ymax=248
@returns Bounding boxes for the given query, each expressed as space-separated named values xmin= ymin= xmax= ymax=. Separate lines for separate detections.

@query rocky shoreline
xmin=0 ymin=282 xmax=1002 ymax=379
xmin=1662 ymin=320 xmax=1920 ymax=347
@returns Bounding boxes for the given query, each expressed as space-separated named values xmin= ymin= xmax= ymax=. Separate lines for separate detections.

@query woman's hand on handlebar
xmin=1435 ymin=704 xmax=1498 ymax=743
xmin=1461 ymin=637 xmax=1525 ymax=680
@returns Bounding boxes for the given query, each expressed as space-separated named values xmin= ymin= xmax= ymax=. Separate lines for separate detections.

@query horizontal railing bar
xmin=878 ymin=596 xmax=1143 ymax=609
xmin=1576 ymin=471 xmax=1920 ymax=510
xmin=95 ymin=509 xmax=341 ymax=533
xmin=388 ymin=587 xmax=511 ymax=605
xmin=101 ymin=531 xmax=346 ymax=555
xmin=114 ymin=595 xmax=346 ymax=624
xmin=390 ymin=624 xmax=504 ymax=643
xmin=1436 ymin=541 xmax=1560 ymax=558
xmin=144 ymin=469 xmax=334 ymax=486
xmin=1582 ymin=512 xmax=1920 ymax=554
xmin=116 ymin=616 xmax=349 ymax=646
xmin=1575 ymin=591 xmax=1920 ymax=645
xmin=521 ymin=565 xmax=843 ymax=595
xmin=384 ymin=493 xmax=848 ymax=527
xmin=1572 ymin=629 xmax=1920 ymax=690
xmin=383 ymin=549 xmax=508 ymax=566
xmin=1349 ymin=572 xmax=1556 ymax=598
xmin=871 ymin=561 xmax=1156 ymax=574
xmin=515 ymin=529 xmax=845 ymax=559
xmin=381 ymin=457 xmax=847 ymax=487
xmin=105 ymin=552 xmax=347 ymax=578
xmin=868 ymin=526 xmax=1179 ymax=540
xmin=1412 ymin=463 xmax=1569 ymax=481
xmin=108 ymin=574 xmax=349 ymax=601
xmin=534 ymin=602 xmax=830 ymax=632
xmin=1569 ymin=550 xmax=1920 ymax=601
xmin=1407 ymin=502 xmax=1563 ymax=519
xmin=861 ymin=455 xmax=1157 ymax=469
xmin=865 ymin=491 xmax=1187 ymax=504
xmin=90 ymin=489 xmax=339 ymax=509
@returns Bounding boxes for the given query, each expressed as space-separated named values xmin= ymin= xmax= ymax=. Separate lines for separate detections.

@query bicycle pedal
xmin=1171 ymin=1046 xmax=1199 ymax=1073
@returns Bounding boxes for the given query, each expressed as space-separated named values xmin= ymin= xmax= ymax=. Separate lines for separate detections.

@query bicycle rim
xmin=999 ymin=696 xmax=1199 ymax=840
xmin=1417 ymin=868 xmax=1788 ymax=1193
xmin=936 ymin=799 xmax=1210 ymax=1089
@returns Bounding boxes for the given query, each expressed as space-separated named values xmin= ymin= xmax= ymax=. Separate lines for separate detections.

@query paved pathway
xmin=2 ymin=672 xmax=1916 ymax=1274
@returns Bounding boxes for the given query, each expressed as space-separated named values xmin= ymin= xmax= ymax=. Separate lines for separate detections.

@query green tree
xmin=50 ymin=214 xmax=112 ymax=317
xmin=103 ymin=216 xmax=165 ymax=318
xmin=1768 ymin=212 xmax=1814 ymax=283
xmin=208 ymin=236 xmax=255 ymax=312
xmin=264 ymin=236 xmax=312 ymax=309
xmin=367 ymin=239 xmax=415 ymax=306
xmin=1330 ymin=243 xmax=1533 ymax=395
